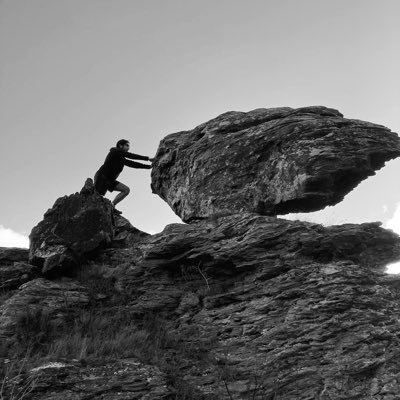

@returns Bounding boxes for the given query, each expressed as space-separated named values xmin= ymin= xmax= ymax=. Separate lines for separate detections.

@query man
xmin=94 ymin=139 xmax=154 ymax=214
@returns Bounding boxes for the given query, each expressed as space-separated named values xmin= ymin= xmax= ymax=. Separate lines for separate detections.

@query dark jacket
xmin=96 ymin=147 xmax=151 ymax=181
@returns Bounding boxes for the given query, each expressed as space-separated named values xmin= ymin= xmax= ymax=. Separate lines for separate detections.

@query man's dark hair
xmin=116 ymin=139 xmax=129 ymax=148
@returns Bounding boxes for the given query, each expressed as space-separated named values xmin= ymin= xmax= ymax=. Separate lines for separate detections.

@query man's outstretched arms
xmin=124 ymin=159 xmax=152 ymax=169
xmin=111 ymin=147 xmax=152 ymax=161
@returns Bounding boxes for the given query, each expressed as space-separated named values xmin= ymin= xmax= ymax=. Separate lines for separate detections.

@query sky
xmin=1 ymin=0 xmax=400 ymax=271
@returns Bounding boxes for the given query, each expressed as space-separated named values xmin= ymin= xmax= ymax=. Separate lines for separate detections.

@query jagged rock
xmin=0 ymin=247 xmax=29 ymax=265
xmin=0 ymin=262 xmax=39 ymax=291
xmin=14 ymin=359 xmax=172 ymax=400
xmin=92 ymin=214 xmax=400 ymax=399
xmin=29 ymin=178 xmax=114 ymax=276
xmin=112 ymin=214 xmax=151 ymax=248
xmin=151 ymin=106 xmax=400 ymax=221
xmin=0 ymin=278 xmax=89 ymax=337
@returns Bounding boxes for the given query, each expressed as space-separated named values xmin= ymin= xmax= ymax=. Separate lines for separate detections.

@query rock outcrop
xmin=0 ymin=278 xmax=89 ymax=337
xmin=28 ymin=179 xmax=149 ymax=277
xmin=151 ymin=106 xmax=400 ymax=221
xmin=26 ymin=359 xmax=172 ymax=400
xmin=0 ymin=247 xmax=38 ymax=291
xmin=29 ymin=179 xmax=114 ymax=276
xmin=92 ymin=214 xmax=400 ymax=399
xmin=0 ymin=247 xmax=29 ymax=264
xmin=2 ymin=106 xmax=400 ymax=399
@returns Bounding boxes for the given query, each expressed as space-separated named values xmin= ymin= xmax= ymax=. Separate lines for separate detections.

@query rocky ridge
xmin=1 ymin=106 xmax=400 ymax=399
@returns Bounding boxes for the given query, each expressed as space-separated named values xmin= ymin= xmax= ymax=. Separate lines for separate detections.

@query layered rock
xmin=0 ymin=247 xmax=29 ymax=264
xmin=29 ymin=179 xmax=114 ymax=276
xmin=23 ymin=359 xmax=172 ymax=400
xmin=3 ymin=105 xmax=400 ymax=399
xmin=0 ymin=262 xmax=39 ymax=291
xmin=92 ymin=214 xmax=400 ymax=399
xmin=0 ymin=278 xmax=89 ymax=337
xmin=151 ymin=106 xmax=400 ymax=221
xmin=0 ymin=247 xmax=37 ymax=291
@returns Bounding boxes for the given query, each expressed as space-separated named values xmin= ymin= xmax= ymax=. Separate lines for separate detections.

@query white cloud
xmin=386 ymin=262 xmax=400 ymax=274
xmin=384 ymin=203 xmax=400 ymax=274
xmin=0 ymin=225 xmax=29 ymax=248
xmin=385 ymin=202 xmax=400 ymax=235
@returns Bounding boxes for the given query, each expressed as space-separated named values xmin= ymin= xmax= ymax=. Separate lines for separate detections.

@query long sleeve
xmin=110 ymin=147 xmax=149 ymax=161
xmin=124 ymin=159 xmax=151 ymax=169
xmin=124 ymin=151 xmax=149 ymax=161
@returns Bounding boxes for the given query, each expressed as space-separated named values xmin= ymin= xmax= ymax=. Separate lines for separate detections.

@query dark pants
xmin=94 ymin=172 xmax=119 ymax=195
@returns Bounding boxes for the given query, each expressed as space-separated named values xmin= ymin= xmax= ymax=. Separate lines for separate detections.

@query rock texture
xmin=24 ymin=359 xmax=172 ymax=400
xmin=0 ymin=247 xmax=29 ymax=265
xmin=29 ymin=179 xmax=114 ymax=276
xmin=90 ymin=214 xmax=400 ymax=399
xmin=151 ymin=106 xmax=400 ymax=221
xmin=0 ymin=278 xmax=89 ymax=337
xmin=0 ymin=262 xmax=39 ymax=291
xmin=112 ymin=214 xmax=150 ymax=248
xmin=0 ymin=247 xmax=37 ymax=291
xmin=3 ymin=105 xmax=400 ymax=399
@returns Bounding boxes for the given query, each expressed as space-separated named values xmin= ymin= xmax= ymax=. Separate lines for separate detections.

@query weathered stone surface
xmin=112 ymin=214 xmax=150 ymax=248
xmin=0 ymin=278 xmax=89 ymax=337
xmin=29 ymin=179 xmax=114 ymax=276
xmin=92 ymin=214 xmax=400 ymax=399
xmin=0 ymin=262 xmax=39 ymax=291
xmin=0 ymin=359 xmax=171 ymax=400
xmin=0 ymin=247 xmax=29 ymax=265
xmin=151 ymin=106 xmax=400 ymax=221
xmin=22 ymin=359 xmax=172 ymax=400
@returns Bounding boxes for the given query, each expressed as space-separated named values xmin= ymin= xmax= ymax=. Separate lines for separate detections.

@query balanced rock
xmin=151 ymin=106 xmax=400 ymax=221
xmin=29 ymin=179 xmax=114 ymax=276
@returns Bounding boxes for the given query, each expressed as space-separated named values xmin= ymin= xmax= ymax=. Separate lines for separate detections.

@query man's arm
xmin=110 ymin=147 xmax=150 ymax=161
xmin=124 ymin=159 xmax=152 ymax=169
xmin=124 ymin=151 xmax=149 ymax=161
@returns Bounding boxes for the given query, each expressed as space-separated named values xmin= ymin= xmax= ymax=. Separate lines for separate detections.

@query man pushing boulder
xmin=94 ymin=139 xmax=154 ymax=214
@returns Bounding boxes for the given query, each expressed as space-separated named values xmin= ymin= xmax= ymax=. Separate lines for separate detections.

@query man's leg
xmin=112 ymin=182 xmax=130 ymax=206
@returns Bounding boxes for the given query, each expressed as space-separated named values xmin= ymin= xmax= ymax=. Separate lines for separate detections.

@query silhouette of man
xmin=94 ymin=139 xmax=154 ymax=214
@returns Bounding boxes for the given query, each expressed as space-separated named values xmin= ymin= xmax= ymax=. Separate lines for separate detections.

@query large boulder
xmin=29 ymin=179 xmax=114 ymax=276
xmin=151 ymin=106 xmax=400 ymax=221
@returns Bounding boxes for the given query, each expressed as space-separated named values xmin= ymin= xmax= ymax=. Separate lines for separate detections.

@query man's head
xmin=116 ymin=139 xmax=130 ymax=151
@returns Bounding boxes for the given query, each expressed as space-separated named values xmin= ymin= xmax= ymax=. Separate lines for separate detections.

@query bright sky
xmin=1 ymin=0 xmax=400 ymax=273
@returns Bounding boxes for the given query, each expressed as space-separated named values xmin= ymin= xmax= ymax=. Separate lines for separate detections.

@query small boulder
xmin=29 ymin=179 xmax=113 ymax=276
